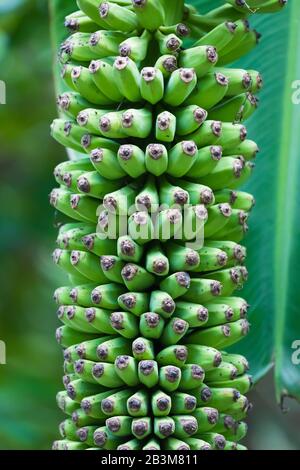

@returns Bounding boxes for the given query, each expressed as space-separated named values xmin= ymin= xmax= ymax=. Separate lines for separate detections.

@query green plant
xmin=49 ymin=0 xmax=287 ymax=450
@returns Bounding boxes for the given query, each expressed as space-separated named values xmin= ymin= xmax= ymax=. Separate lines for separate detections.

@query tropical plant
xmin=48 ymin=0 xmax=298 ymax=451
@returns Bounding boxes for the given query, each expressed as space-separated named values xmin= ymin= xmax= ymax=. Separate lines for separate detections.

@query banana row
xmin=58 ymin=60 xmax=261 ymax=109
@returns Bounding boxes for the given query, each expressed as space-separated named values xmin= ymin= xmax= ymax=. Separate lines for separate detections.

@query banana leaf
xmin=49 ymin=0 xmax=300 ymax=402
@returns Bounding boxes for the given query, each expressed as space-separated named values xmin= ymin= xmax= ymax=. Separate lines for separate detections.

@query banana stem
xmin=162 ymin=0 xmax=185 ymax=26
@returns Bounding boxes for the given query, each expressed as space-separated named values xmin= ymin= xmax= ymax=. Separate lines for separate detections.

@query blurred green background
xmin=0 ymin=0 xmax=299 ymax=450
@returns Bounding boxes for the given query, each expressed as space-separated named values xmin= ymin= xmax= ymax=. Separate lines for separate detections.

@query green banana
xmin=154 ymin=416 xmax=175 ymax=439
xmin=197 ymin=157 xmax=249 ymax=191
xmin=166 ymin=243 xmax=201 ymax=272
xmin=114 ymin=356 xmax=139 ymax=386
xmin=172 ymin=416 xmax=198 ymax=439
xmin=121 ymin=263 xmax=155 ymax=291
xmin=179 ymin=46 xmax=218 ymax=78
xmin=145 ymin=143 xmax=169 ymax=176
xmin=77 ymin=171 xmax=124 ymax=199
xmin=122 ymin=216 xmax=151 ymax=246
xmin=53 ymin=440 xmax=88 ymax=450
xmin=155 ymin=54 xmax=178 ymax=78
xmin=209 ymin=374 xmax=253 ymax=395
xmin=185 ymin=72 xmax=229 ymax=110
xmin=164 ymin=68 xmax=197 ymax=106
xmin=135 ymin=175 xmax=159 ymax=212
xmin=71 ymin=66 xmax=115 ymax=105
xmin=117 ymin=235 xmax=144 ymax=263
xmin=66 ymin=379 xmax=101 ymax=402
xmin=188 ymin=121 xmax=247 ymax=150
xmin=186 ymin=319 xmax=250 ymax=350
xmin=57 ymin=393 xmax=78 ymax=416
xmin=132 ymin=337 xmax=155 ymax=361
xmin=96 ymin=2 xmax=138 ymax=32
xmin=89 ymin=283 xmax=126 ymax=309
xmin=146 ymin=242 xmax=169 ymax=276
xmin=100 ymin=255 xmax=125 ymax=283
xmin=160 ymin=272 xmax=191 ymax=299
xmin=155 ymin=30 xmax=182 ymax=55
xmin=185 ymin=344 xmax=222 ymax=371
xmin=156 ymin=111 xmax=176 ymax=142
xmin=208 ymin=92 xmax=258 ymax=122
xmin=185 ymin=145 xmax=223 ymax=179
xmin=127 ymin=390 xmax=149 ymax=416
xmin=167 ymin=141 xmax=198 ymax=177
xmin=159 ymin=177 xmax=190 ymax=209
xmin=174 ymin=105 xmax=208 ymax=136
xmin=131 ymin=0 xmax=166 ymax=31
xmin=196 ymin=432 xmax=226 ymax=450
xmin=142 ymin=439 xmax=161 ymax=450
xmin=109 ymin=311 xmax=139 ymax=338
xmin=101 ymin=390 xmax=134 ymax=416
xmin=222 ymin=352 xmax=249 ymax=375
xmin=106 ymin=416 xmax=133 ymax=437
xmin=118 ymin=292 xmax=150 ymax=316
xmin=65 ymin=11 xmax=99 ymax=33
xmin=57 ymin=92 xmax=91 ymax=118
xmin=140 ymin=312 xmax=165 ymax=339
xmin=93 ymin=426 xmax=124 ymax=450
xmin=178 ymin=364 xmax=205 ymax=391
xmin=103 ymin=184 xmax=137 ymax=215
xmin=117 ymin=144 xmax=146 ymax=178
xmin=160 ymin=317 xmax=189 ymax=345
xmin=138 ymin=360 xmax=159 ymax=388
xmin=218 ymin=29 xmax=261 ymax=66
xmin=149 ymin=290 xmax=176 ymax=318
xmin=51 ymin=119 xmax=87 ymax=153
xmin=152 ymin=390 xmax=172 ymax=416
xmin=141 ymin=67 xmax=164 ymax=104
xmin=193 ymin=21 xmax=238 ymax=51
xmin=119 ymin=29 xmax=151 ymax=61
xmin=214 ymin=189 xmax=255 ymax=211
xmin=163 ymin=437 xmax=190 ymax=450
xmin=113 ymin=56 xmax=141 ymax=102
xmin=89 ymin=60 xmax=123 ymax=103
xmin=223 ymin=421 xmax=248 ymax=442
xmin=185 ymin=438 xmax=211 ymax=450
xmin=182 ymin=278 xmax=222 ymax=304
xmin=81 ymin=389 xmax=117 ymax=419
xmin=171 ymin=393 xmax=197 ymax=414
xmin=159 ymin=366 xmax=182 ymax=392
xmin=156 ymin=345 xmax=188 ymax=368
xmin=192 ymin=246 xmax=228 ymax=272
xmin=175 ymin=179 xmax=215 ymax=206
xmin=155 ymin=208 xmax=183 ymax=242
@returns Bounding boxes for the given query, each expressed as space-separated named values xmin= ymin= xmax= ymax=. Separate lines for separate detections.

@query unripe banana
xmin=179 ymin=45 xmax=218 ymax=78
xmin=185 ymin=72 xmax=229 ymax=110
xmin=155 ymin=30 xmax=182 ymax=55
xmin=156 ymin=111 xmax=176 ymax=142
xmin=155 ymin=54 xmax=178 ymax=78
xmin=164 ymin=68 xmax=197 ymax=106
xmin=89 ymin=60 xmax=123 ymax=102
xmin=140 ymin=67 xmax=164 ymax=104
xmin=193 ymin=21 xmax=238 ymax=51
xmin=132 ymin=0 xmax=166 ymax=31
xmin=119 ymin=29 xmax=151 ymax=61
xmin=113 ymin=56 xmax=142 ymax=102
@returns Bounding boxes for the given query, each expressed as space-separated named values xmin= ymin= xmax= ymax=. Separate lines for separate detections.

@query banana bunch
xmin=50 ymin=0 xmax=286 ymax=451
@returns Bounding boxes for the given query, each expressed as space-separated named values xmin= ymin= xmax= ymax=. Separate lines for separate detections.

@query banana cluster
xmin=50 ymin=0 xmax=287 ymax=451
